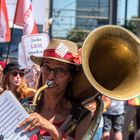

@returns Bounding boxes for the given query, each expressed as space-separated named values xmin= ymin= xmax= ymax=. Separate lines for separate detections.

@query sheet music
xmin=0 ymin=90 xmax=38 ymax=140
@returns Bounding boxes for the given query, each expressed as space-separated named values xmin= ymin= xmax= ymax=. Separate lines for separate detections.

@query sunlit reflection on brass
xmin=90 ymin=37 xmax=137 ymax=90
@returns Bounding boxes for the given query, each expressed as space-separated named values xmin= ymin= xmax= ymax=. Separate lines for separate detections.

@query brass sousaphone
xmin=70 ymin=25 xmax=140 ymax=139
xmin=31 ymin=25 xmax=140 ymax=140
xmin=73 ymin=25 xmax=140 ymax=101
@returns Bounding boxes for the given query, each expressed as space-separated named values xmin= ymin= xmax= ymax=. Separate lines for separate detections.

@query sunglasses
xmin=11 ymin=71 xmax=24 ymax=77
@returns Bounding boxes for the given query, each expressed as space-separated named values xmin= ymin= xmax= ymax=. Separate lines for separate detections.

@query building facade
xmin=75 ymin=0 xmax=109 ymax=31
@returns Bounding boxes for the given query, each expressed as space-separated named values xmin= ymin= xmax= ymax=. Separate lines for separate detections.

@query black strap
xmin=64 ymin=102 xmax=90 ymax=136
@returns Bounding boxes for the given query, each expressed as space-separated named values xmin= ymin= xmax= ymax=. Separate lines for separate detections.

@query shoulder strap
xmin=60 ymin=114 xmax=73 ymax=130
xmin=63 ymin=103 xmax=90 ymax=136
xmin=71 ymin=104 xmax=90 ymax=122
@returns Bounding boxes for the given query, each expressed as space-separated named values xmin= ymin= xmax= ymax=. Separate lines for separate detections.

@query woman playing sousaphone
xmin=18 ymin=39 xmax=97 ymax=140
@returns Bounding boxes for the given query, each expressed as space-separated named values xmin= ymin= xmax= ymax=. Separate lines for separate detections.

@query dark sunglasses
xmin=11 ymin=71 xmax=24 ymax=77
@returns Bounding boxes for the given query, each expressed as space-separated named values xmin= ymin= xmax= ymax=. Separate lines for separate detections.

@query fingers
xmin=23 ymin=120 xmax=38 ymax=132
xmin=17 ymin=113 xmax=40 ymax=132
xmin=18 ymin=116 xmax=33 ymax=128
xmin=17 ymin=112 xmax=50 ymax=134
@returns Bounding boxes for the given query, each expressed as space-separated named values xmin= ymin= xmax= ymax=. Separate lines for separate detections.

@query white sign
xmin=22 ymin=33 xmax=50 ymax=67
xmin=0 ymin=90 xmax=38 ymax=140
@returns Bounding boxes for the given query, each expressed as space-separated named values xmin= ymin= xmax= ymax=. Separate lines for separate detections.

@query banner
xmin=0 ymin=0 xmax=11 ymax=42
xmin=14 ymin=0 xmax=38 ymax=35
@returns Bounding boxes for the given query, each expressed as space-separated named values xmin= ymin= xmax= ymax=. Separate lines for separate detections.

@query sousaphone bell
xmin=72 ymin=25 xmax=140 ymax=101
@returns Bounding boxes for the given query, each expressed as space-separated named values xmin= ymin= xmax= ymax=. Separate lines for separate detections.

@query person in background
xmin=90 ymin=95 xmax=111 ymax=140
xmin=18 ymin=39 xmax=94 ymax=140
xmin=1 ymin=62 xmax=36 ymax=101
xmin=123 ymin=95 xmax=140 ymax=140
xmin=24 ymin=65 xmax=40 ymax=90
xmin=102 ymin=98 xmax=125 ymax=140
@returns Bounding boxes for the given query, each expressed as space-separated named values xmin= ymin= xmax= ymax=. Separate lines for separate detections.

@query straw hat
xmin=30 ymin=39 xmax=81 ymax=66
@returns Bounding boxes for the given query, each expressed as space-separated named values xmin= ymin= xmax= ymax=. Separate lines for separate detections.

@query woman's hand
xmin=18 ymin=112 xmax=50 ymax=133
xmin=18 ymin=113 xmax=62 ymax=140
xmin=17 ymin=112 xmax=74 ymax=140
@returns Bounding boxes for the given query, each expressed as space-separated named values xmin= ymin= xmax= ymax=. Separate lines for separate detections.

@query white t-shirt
xmin=103 ymin=99 xmax=125 ymax=115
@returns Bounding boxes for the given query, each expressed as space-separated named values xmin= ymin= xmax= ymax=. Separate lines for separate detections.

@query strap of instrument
xmin=64 ymin=103 xmax=90 ymax=136
xmin=64 ymin=95 xmax=104 ymax=139
xmin=82 ymin=95 xmax=104 ymax=140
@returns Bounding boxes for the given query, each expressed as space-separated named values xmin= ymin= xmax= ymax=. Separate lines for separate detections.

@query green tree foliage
xmin=122 ymin=18 xmax=137 ymax=35
xmin=66 ymin=27 xmax=88 ymax=47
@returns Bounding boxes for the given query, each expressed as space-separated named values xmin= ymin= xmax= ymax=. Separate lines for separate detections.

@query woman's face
xmin=9 ymin=69 xmax=24 ymax=88
xmin=41 ymin=59 xmax=72 ymax=96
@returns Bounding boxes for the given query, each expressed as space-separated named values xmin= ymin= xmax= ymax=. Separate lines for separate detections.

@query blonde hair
xmin=2 ymin=71 xmax=36 ymax=99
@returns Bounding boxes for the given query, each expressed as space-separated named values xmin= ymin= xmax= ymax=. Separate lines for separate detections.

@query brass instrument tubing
xmin=33 ymin=84 xmax=48 ymax=105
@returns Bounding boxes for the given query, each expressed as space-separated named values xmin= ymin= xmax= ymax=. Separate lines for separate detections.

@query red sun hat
xmin=30 ymin=39 xmax=81 ymax=66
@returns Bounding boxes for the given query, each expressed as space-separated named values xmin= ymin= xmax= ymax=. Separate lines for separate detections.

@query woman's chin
xmin=14 ymin=82 xmax=21 ymax=86
xmin=45 ymin=88 xmax=61 ymax=95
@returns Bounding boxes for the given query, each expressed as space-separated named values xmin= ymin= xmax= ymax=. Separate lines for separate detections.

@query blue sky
xmin=53 ymin=0 xmax=76 ymax=37
xmin=117 ymin=0 xmax=138 ymax=24
xmin=53 ymin=0 xmax=75 ymax=9
xmin=127 ymin=0 xmax=138 ymax=18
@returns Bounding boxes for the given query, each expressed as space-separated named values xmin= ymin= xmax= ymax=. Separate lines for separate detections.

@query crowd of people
xmin=0 ymin=38 xmax=140 ymax=140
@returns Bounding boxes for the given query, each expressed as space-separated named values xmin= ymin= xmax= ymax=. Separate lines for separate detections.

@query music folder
xmin=0 ymin=90 xmax=38 ymax=140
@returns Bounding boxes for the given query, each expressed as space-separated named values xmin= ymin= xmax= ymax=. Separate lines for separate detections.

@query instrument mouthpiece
xmin=46 ymin=80 xmax=55 ymax=88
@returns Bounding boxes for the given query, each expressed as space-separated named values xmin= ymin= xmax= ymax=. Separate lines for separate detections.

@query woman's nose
xmin=16 ymin=73 xmax=21 ymax=78
xmin=48 ymin=70 xmax=55 ymax=79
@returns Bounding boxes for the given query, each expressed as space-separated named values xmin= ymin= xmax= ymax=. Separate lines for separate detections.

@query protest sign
xmin=22 ymin=33 xmax=50 ymax=67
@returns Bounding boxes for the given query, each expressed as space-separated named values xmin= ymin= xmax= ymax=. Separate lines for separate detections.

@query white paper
xmin=55 ymin=43 xmax=68 ymax=58
xmin=0 ymin=90 xmax=37 ymax=140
